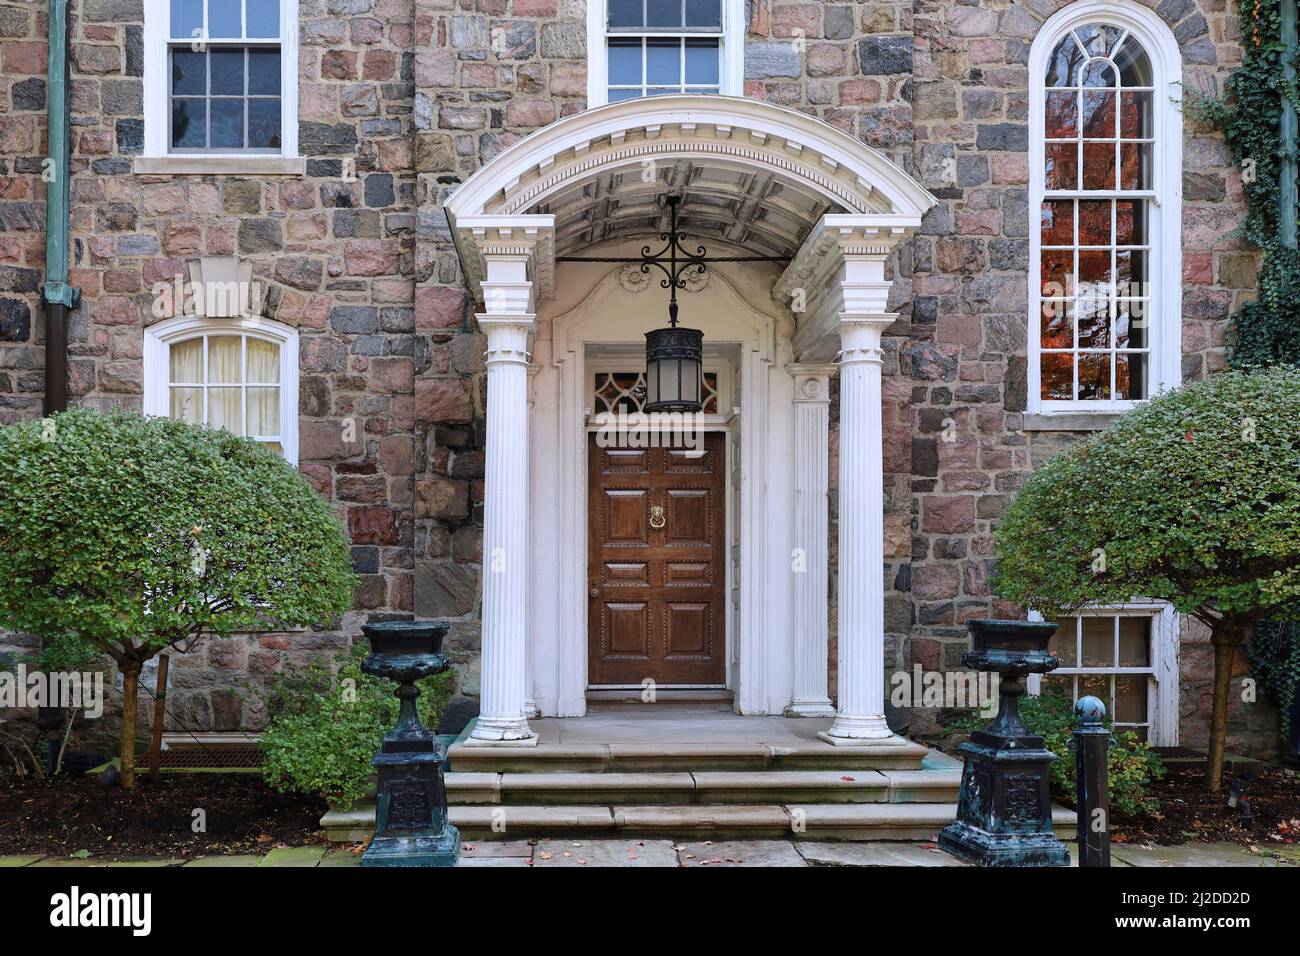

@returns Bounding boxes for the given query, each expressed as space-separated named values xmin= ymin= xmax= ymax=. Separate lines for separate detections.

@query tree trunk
xmin=120 ymin=662 xmax=141 ymax=790
xmin=1206 ymin=624 xmax=1239 ymax=793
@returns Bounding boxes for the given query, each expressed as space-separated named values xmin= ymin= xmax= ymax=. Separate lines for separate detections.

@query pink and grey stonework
xmin=0 ymin=1 xmax=1279 ymax=758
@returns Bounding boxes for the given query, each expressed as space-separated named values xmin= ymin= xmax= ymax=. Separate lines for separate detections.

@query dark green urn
xmin=359 ymin=619 xmax=460 ymax=868
xmin=938 ymin=619 xmax=1071 ymax=867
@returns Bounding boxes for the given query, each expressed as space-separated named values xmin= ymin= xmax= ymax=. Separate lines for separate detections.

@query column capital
xmin=773 ymin=214 xmax=919 ymax=306
xmin=453 ymin=214 xmax=555 ymax=311
xmin=776 ymin=214 xmax=919 ymax=364
xmin=837 ymin=314 xmax=897 ymax=366
xmin=478 ymin=314 xmax=536 ymax=367
xmin=786 ymin=363 xmax=836 ymax=404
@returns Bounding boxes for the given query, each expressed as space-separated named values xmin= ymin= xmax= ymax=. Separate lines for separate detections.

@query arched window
xmin=1028 ymin=3 xmax=1182 ymax=413
xmin=144 ymin=315 xmax=299 ymax=463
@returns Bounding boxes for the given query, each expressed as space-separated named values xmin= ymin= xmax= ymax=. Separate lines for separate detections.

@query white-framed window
xmin=587 ymin=0 xmax=744 ymax=106
xmin=1027 ymin=2 xmax=1181 ymax=414
xmin=144 ymin=315 xmax=299 ymax=464
xmin=1028 ymin=603 xmax=1179 ymax=745
xmin=143 ymin=0 xmax=299 ymax=157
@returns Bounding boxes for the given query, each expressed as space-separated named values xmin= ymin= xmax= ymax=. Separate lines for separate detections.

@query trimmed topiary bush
xmin=994 ymin=368 xmax=1300 ymax=791
xmin=0 ymin=408 xmax=356 ymax=788
xmin=259 ymin=649 xmax=454 ymax=810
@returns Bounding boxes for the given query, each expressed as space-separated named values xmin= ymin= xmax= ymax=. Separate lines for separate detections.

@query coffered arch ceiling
xmin=445 ymin=95 xmax=936 ymax=300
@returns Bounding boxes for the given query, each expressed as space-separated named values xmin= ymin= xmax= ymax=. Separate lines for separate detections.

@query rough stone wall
xmin=0 ymin=0 xmax=1277 ymax=756
xmin=411 ymin=0 xmax=588 ymax=695
xmin=0 ymin=1 xmax=49 ymax=422
xmin=899 ymin=0 xmax=1267 ymax=756
xmin=0 ymin=0 xmax=421 ymax=736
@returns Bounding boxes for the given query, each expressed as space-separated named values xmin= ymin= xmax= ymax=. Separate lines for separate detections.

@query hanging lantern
xmin=644 ymin=326 xmax=703 ymax=413
xmin=554 ymin=192 xmax=791 ymax=417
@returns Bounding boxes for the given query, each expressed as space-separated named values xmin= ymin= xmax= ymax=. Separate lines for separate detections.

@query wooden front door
xmin=587 ymin=432 xmax=727 ymax=686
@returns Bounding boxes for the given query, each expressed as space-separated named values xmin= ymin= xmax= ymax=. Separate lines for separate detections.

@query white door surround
xmin=445 ymin=96 xmax=936 ymax=745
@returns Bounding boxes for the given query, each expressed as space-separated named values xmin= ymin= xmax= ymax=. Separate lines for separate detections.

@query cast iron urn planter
xmin=938 ymin=619 xmax=1071 ymax=867
xmin=360 ymin=620 xmax=460 ymax=867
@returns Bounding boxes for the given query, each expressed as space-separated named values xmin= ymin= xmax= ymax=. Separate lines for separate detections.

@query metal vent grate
xmin=157 ymin=745 xmax=263 ymax=769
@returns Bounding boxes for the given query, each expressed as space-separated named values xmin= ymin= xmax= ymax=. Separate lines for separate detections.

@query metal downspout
xmin=42 ymin=0 xmax=79 ymax=415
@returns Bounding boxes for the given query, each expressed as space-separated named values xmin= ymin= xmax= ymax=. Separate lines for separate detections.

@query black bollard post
xmin=1073 ymin=695 xmax=1110 ymax=867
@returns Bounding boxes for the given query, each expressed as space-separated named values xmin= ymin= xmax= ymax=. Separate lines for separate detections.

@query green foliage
xmin=1250 ymin=619 xmax=1300 ymax=734
xmin=0 ymin=408 xmax=356 ymax=663
xmin=946 ymin=690 xmax=1166 ymax=816
xmin=259 ymin=649 xmax=454 ymax=810
xmin=1188 ymin=0 xmax=1300 ymax=365
xmin=993 ymin=368 xmax=1300 ymax=624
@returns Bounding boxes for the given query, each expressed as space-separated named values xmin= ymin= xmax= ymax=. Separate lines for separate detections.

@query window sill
xmin=1021 ymin=412 xmax=1126 ymax=432
xmin=133 ymin=156 xmax=306 ymax=176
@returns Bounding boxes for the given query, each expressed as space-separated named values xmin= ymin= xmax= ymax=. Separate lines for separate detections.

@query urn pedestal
xmin=938 ymin=619 xmax=1071 ymax=867
xmin=359 ymin=620 xmax=460 ymax=868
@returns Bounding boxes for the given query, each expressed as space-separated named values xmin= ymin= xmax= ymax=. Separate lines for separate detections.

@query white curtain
xmin=168 ymin=333 xmax=281 ymax=442
xmin=168 ymin=338 xmax=203 ymax=423
xmin=207 ymin=335 xmax=243 ymax=435
xmin=246 ymin=338 xmax=280 ymax=437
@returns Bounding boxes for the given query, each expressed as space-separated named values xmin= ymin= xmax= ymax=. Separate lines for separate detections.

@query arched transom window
xmin=1030 ymin=8 xmax=1181 ymax=413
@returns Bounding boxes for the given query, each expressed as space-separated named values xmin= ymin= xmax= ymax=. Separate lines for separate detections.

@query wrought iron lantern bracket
xmin=555 ymin=193 xmax=790 ymax=327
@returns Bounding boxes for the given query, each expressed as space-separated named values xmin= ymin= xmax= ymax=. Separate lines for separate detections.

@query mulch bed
xmin=0 ymin=772 xmax=327 ymax=859
xmin=1110 ymin=766 xmax=1300 ymax=849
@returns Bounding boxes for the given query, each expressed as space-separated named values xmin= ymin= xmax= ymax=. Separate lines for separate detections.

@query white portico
xmin=444 ymin=96 xmax=935 ymax=747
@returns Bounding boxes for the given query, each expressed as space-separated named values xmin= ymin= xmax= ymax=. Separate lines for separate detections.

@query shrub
xmin=0 ymin=409 xmax=356 ymax=788
xmin=993 ymin=368 xmax=1300 ymax=790
xmin=945 ymin=689 xmax=1166 ymax=817
xmin=259 ymin=649 xmax=454 ymax=810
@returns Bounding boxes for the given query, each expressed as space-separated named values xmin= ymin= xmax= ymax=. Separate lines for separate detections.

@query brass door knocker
xmin=649 ymin=505 xmax=666 ymax=529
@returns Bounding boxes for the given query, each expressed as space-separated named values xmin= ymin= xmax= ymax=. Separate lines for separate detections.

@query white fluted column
xmin=820 ymin=315 xmax=895 ymax=743
xmin=819 ymin=238 xmax=908 ymax=746
xmin=786 ymin=364 xmax=836 ymax=717
xmin=467 ymin=248 xmax=539 ymax=746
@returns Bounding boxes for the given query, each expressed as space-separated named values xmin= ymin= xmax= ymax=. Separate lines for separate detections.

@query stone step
xmin=584 ymin=689 xmax=734 ymax=713
xmin=447 ymin=739 xmax=930 ymax=774
xmin=442 ymin=768 xmax=961 ymax=806
xmin=322 ymin=801 xmax=1075 ymax=843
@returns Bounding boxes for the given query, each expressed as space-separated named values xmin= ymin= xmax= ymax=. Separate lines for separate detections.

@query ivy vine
xmin=1191 ymin=0 xmax=1300 ymax=364
xmin=1193 ymin=0 xmax=1300 ymax=742
xmin=1251 ymin=621 xmax=1300 ymax=735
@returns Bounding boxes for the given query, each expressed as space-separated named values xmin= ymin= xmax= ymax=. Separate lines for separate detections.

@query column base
xmin=818 ymin=713 xmax=900 ymax=745
xmin=463 ymin=716 xmax=539 ymax=748
xmin=784 ymin=698 xmax=836 ymax=718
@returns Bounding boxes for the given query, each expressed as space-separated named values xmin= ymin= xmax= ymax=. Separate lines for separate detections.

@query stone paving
xmin=2 ymin=840 xmax=1295 ymax=868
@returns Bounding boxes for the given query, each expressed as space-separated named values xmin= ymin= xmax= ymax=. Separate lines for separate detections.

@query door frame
xmin=545 ymin=265 xmax=787 ymax=716
xmin=583 ymin=420 xmax=736 ymax=690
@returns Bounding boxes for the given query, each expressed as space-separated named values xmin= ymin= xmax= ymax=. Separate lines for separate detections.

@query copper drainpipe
xmin=42 ymin=0 xmax=79 ymax=415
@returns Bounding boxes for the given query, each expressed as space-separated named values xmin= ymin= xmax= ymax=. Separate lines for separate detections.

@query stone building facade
xmin=0 ymin=0 xmax=1280 ymax=757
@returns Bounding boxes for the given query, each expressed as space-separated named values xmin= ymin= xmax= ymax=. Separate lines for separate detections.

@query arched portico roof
xmin=445 ymin=95 xmax=935 ymax=306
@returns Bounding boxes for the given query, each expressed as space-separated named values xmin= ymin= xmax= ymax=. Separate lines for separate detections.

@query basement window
xmin=1026 ymin=603 xmax=1179 ymax=745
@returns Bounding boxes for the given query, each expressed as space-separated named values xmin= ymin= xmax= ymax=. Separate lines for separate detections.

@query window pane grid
xmin=1038 ymin=22 xmax=1158 ymax=405
xmin=171 ymin=0 xmax=279 ymax=40
xmin=169 ymin=2 xmax=281 ymax=153
xmin=607 ymin=36 xmax=721 ymax=97
xmin=606 ymin=0 xmax=722 ymax=100
xmin=170 ymin=45 xmax=281 ymax=152
xmin=607 ymin=0 xmax=722 ymax=30
xmin=1039 ymin=194 xmax=1150 ymax=401
xmin=1045 ymin=615 xmax=1154 ymax=739
xmin=168 ymin=333 xmax=282 ymax=445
